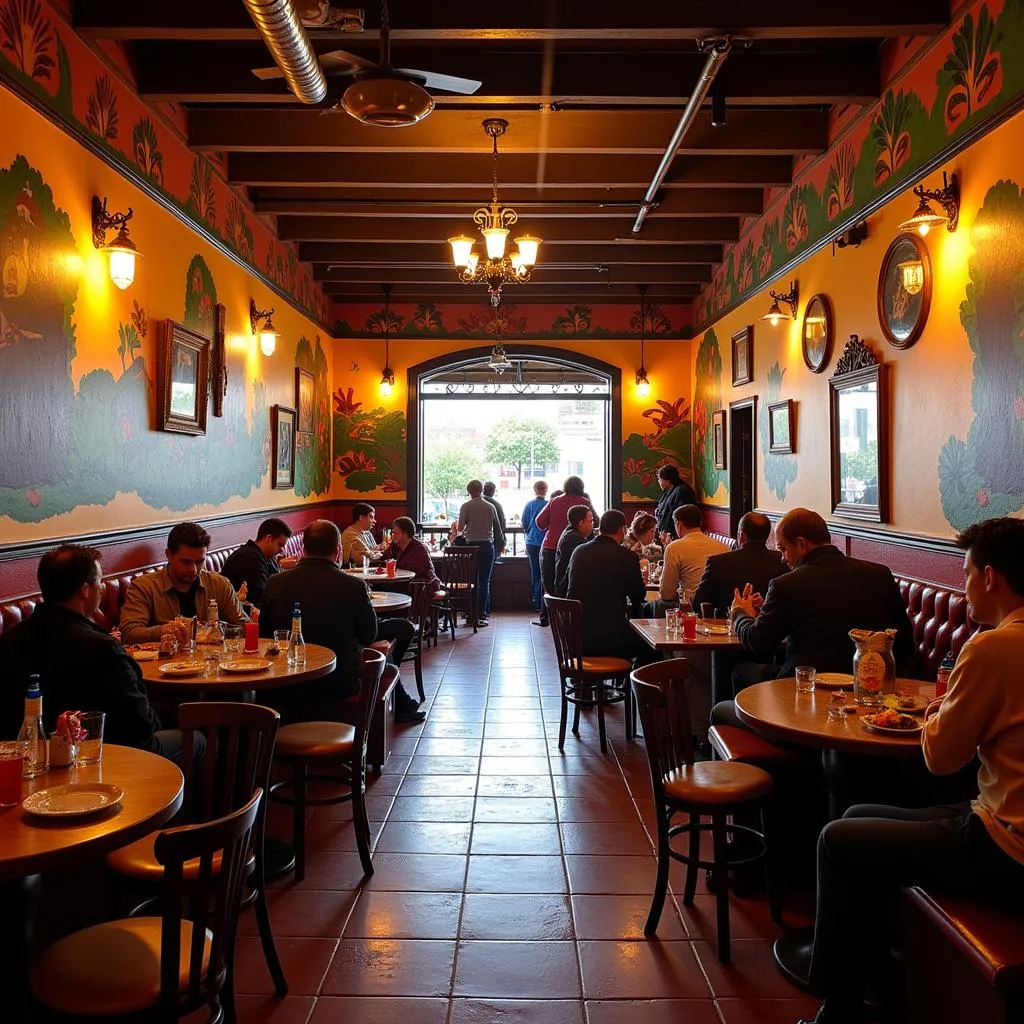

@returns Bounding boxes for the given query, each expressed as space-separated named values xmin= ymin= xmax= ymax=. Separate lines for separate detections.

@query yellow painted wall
xmin=692 ymin=105 xmax=1024 ymax=539
xmin=0 ymin=85 xmax=332 ymax=545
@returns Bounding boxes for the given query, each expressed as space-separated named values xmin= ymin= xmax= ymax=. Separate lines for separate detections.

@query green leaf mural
xmin=943 ymin=7 xmax=1003 ymax=132
xmin=85 ymin=74 xmax=118 ymax=142
xmin=332 ymin=386 xmax=407 ymax=495
xmin=131 ymin=116 xmax=163 ymax=185
xmin=759 ymin=362 xmax=798 ymax=500
xmin=186 ymin=157 xmax=216 ymax=227
xmin=294 ymin=335 xmax=331 ymax=497
xmin=939 ymin=178 xmax=1024 ymax=529
xmin=693 ymin=329 xmax=727 ymax=502
xmin=552 ymin=304 xmax=592 ymax=334
xmin=622 ymin=398 xmax=693 ymax=501
xmin=0 ymin=0 xmax=54 ymax=80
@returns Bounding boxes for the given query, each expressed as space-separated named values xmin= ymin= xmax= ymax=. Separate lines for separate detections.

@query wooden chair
xmin=632 ymin=659 xmax=780 ymax=962
xmin=545 ymin=595 xmax=633 ymax=755
xmin=403 ymin=580 xmax=436 ymax=703
xmin=433 ymin=546 xmax=479 ymax=639
xmin=105 ymin=702 xmax=286 ymax=999
xmin=269 ymin=648 xmax=386 ymax=880
xmin=31 ymin=790 xmax=262 ymax=1023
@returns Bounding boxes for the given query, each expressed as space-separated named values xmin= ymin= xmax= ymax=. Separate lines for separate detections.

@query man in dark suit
xmin=221 ymin=516 xmax=293 ymax=608
xmin=566 ymin=509 xmax=650 ymax=662
xmin=729 ymin=508 xmax=917 ymax=679
xmin=693 ymin=512 xmax=788 ymax=702
xmin=260 ymin=520 xmax=424 ymax=723
xmin=553 ymin=504 xmax=594 ymax=597
xmin=654 ymin=464 xmax=697 ymax=543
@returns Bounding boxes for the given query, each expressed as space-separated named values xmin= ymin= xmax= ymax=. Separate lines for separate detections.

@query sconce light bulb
xmin=636 ymin=379 xmax=651 ymax=399
xmin=108 ymin=249 xmax=136 ymax=290
xmin=259 ymin=331 xmax=277 ymax=357
xmin=918 ymin=222 xmax=930 ymax=237
xmin=769 ymin=314 xmax=780 ymax=328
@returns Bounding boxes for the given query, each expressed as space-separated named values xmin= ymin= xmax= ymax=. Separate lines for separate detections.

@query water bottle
xmin=936 ymin=652 xmax=954 ymax=697
xmin=287 ymin=602 xmax=306 ymax=667
xmin=18 ymin=676 xmax=48 ymax=778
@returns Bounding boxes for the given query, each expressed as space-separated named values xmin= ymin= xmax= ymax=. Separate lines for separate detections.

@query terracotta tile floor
xmin=232 ymin=611 xmax=818 ymax=1023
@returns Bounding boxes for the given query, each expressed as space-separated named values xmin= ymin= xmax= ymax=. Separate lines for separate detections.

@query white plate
xmin=219 ymin=658 xmax=272 ymax=674
xmin=700 ymin=624 xmax=729 ymax=636
xmin=22 ymin=783 xmax=124 ymax=817
xmin=883 ymin=694 xmax=929 ymax=714
xmin=158 ymin=661 xmax=204 ymax=677
xmin=861 ymin=716 xmax=923 ymax=736
xmin=815 ymin=673 xmax=855 ymax=689
xmin=131 ymin=650 xmax=159 ymax=662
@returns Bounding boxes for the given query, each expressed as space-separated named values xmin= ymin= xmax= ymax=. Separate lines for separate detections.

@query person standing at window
xmin=522 ymin=480 xmax=549 ymax=626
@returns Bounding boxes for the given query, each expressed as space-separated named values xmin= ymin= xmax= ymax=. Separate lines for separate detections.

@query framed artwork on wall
xmin=768 ymin=399 xmax=795 ymax=454
xmin=271 ymin=405 xmax=296 ymax=490
xmin=801 ymin=293 xmax=833 ymax=373
xmin=157 ymin=320 xmax=210 ymax=436
xmin=295 ymin=367 xmax=315 ymax=433
xmin=877 ymin=233 xmax=932 ymax=349
xmin=731 ymin=326 xmax=753 ymax=386
xmin=712 ymin=410 xmax=727 ymax=470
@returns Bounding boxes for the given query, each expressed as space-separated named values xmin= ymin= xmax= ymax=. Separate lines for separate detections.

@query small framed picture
xmin=731 ymin=325 xmax=753 ymax=387
xmin=295 ymin=367 xmax=315 ymax=433
xmin=272 ymin=405 xmax=296 ymax=489
xmin=712 ymin=409 xmax=727 ymax=470
xmin=157 ymin=320 xmax=210 ymax=435
xmin=768 ymin=399 xmax=795 ymax=454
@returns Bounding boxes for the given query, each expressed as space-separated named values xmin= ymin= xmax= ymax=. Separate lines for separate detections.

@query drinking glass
xmin=681 ymin=611 xmax=698 ymax=641
xmin=203 ymin=649 xmax=222 ymax=677
xmin=0 ymin=741 xmax=26 ymax=806
xmin=795 ymin=665 xmax=816 ymax=694
xmin=700 ymin=602 xmax=715 ymax=620
xmin=827 ymin=691 xmax=848 ymax=722
xmin=223 ymin=624 xmax=245 ymax=654
xmin=268 ymin=629 xmax=290 ymax=656
xmin=76 ymin=712 xmax=106 ymax=765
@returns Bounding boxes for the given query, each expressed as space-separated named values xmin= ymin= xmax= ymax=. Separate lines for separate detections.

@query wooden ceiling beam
xmin=228 ymin=152 xmax=794 ymax=188
xmin=316 ymin=266 xmax=712 ymax=284
xmin=324 ymin=283 xmax=702 ymax=300
xmin=190 ymin=107 xmax=827 ymax=156
xmin=298 ymin=242 xmax=725 ymax=265
xmin=276 ymin=216 xmax=740 ymax=244
xmin=75 ymin=0 xmax=946 ymax=41
xmin=253 ymin=189 xmax=764 ymax=218
xmin=136 ymin=45 xmax=879 ymax=106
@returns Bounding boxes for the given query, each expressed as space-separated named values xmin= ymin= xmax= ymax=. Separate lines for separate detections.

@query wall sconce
xmin=634 ymin=283 xmax=651 ymax=398
xmin=249 ymin=299 xmax=280 ymax=356
xmin=91 ymin=196 xmax=142 ymax=289
xmin=380 ymin=283 xmax=395 ymax=396
xmin=898 ymin=259 xmax=925 ymax=295
xmin=761 ymin=280 xmax=799 ymax=327
xmin=898 ymin=171 xmax=960 ymax=235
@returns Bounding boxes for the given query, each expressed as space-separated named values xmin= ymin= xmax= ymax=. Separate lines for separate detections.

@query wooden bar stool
xmin=632 ymin=659 xmax=781 ymax=963
xmin=269 ymin=649 xmax=386 ymax=880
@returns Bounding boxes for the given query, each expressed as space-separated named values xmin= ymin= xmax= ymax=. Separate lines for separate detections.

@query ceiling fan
xmin=253 ymin=1 xmax=482 ymax=126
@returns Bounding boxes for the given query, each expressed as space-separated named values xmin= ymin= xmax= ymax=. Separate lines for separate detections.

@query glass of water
xmin=827 ymin=691 xmax=848 ymax=723
xmin=76 ymin=712 xmax=106 ymax=765
xmin=795 ymin=665 xmax=816 ymax=694
xmin=223 ymin=624 xmax=245 ymax=654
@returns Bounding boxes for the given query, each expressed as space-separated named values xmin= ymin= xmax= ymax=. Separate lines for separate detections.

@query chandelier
xmin=448 ymin=118 xmax=542 ymax=307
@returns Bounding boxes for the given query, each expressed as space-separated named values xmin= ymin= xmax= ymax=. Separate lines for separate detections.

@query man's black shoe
xmin=475 ymin=619 xmax=489 ymax=627
xmin=396 ymin=708 xmax=427 ymax=724
xmin=532 ymin=619 xmax=549 ymax=627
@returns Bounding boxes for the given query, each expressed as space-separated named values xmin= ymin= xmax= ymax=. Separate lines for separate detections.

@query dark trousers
xmin=377 ymin=617 xmax=415 ymax=664
xmin=541 ymin=548 xmax=556 ymax=601
xmin=148 ymin=728 xmax=206 ymax=766
xmin=526 ymin=544 xmax=544 ymax=614
xmin=810 ymin=802 xmax=1024 ymax=1015
xmin=471 ymin=541 xmax=494 ymax=621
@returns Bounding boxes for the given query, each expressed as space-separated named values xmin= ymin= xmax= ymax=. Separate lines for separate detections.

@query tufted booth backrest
xmin=895 ymin=574 xmax=978 ymax=681
xmin=706 ymin=531 xmax=737 ymax=551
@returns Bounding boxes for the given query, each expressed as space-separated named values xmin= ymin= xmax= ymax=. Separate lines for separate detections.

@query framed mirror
xmin=801 ymin=293 xmax=833 ymax=373
xmin=157 ymin=320 xmax=210 ymax=435
xmin=829 ymin=336 xmax=889 ymax=522
xmin=877 ymin=233 xmax=931 ymax=349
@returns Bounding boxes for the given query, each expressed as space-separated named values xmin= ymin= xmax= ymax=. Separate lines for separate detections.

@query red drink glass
xmin=386 ymin=559 xmax=397 ymax=578
xmin=681 ymin=611 xmax=698 ymax=641
xmin=0 ymin=741 xmax=26 ymax=806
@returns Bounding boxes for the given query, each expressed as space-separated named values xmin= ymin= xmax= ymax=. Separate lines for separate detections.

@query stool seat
xmin=664 ymin=761 xmax=773 ymax=806
xmin=708 ymin=724 xmax=800 ymax=767
xmin=106 ymin=833 xmax=253 ymax=881
xmin=276 ymin=721 xmax=355 ymax=758
xmin=579 ymin=656 xmax=632 ymax=675
xmin=30 ymin=918 xmax=211 ymax=1016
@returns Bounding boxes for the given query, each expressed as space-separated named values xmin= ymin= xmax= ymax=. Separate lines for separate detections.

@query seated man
xmin=800 ymin=516 xmax=1024 ymax=1024
xmin=221 ymin=516 xmax=293 ymax=608
xmin=658 ymin=504 xmax=729 ymax=611
xmin=341 ymin=502 xmax=385 ymax=566
xmin=0 ymin=545 xmax=191 ymax=764
xmin=119 ymin=522 xmax=246 ymax=645
xmin=554 ymin=504 xmax=594 ymax=597
xmin=386 ymin=516 xmax=440 ymax=592
xmin=566 ymin=509 xmax=650 ymax=664
xmin=260 ymin=519 xmax=424 ymax=723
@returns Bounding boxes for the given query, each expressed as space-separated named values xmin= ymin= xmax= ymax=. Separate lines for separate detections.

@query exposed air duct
xmin=632 ymin=37 xmax=732 ymax=236
xmin=242 ymin=0 xmax=328 ymax=105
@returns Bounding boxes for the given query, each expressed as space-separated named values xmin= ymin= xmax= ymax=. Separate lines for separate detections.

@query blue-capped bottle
xmin=287 ymin=602 xmax=306 ymax=667
xmin=18 ymin=676 xmax=49 ymax=778
xmin=936 ymin=652 xmax=955 ymax=697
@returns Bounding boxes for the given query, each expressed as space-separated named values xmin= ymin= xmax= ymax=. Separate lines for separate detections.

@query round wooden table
xmin=137 ymin=640 xmax=336 ymax=692
xmin=371 ymin=590 xmax=412 ymax=613
xmin=0 ymin=745 xmax=184 ymax=880
xmin=734 ymin=677 xmax=933 ymax=758
xmin=343 ymin=568 xmax=416 ymax=583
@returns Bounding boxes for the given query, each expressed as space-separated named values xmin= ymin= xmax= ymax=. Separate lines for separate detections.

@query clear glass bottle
xmin=287 ymin=602 xmax=306 ymax=667
xmin=207 ymin=599 xmax=219 ymax=625
xmin=18 ymin=676 xmax=49 ymax=778
xmin=850 ymin=629 xmax=897 ymax=706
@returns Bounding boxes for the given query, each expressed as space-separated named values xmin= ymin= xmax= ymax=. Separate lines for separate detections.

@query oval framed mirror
xmin=801 ymin=293 xmax=833 ymax=373
xmin=877 ymin=233 xmax=931 ymax=349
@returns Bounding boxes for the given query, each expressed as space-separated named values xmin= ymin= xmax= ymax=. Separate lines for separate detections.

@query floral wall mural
xmin=759 ymin=362 xmax=799 ymax=501
xmin=695 ymin=0 xmax=1024 ymax=327
xmin=622 ymin=399 xmax=693 ymax=501
xmin=332 ymin=385 xmax=407 ymax=495
xmin=295 ymin=335 xmax=332 ymax=498
xmin=692 ymin=329 xmax=727 ymax=504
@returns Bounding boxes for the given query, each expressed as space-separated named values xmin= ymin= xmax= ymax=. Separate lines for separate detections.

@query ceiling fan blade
xmin=251 ymin=65 xmax=285 ymax=81
xmin=319 ymin=49 xmax=379 ymax=75
xmin=396 ymin=68 xmax=482 ymax=95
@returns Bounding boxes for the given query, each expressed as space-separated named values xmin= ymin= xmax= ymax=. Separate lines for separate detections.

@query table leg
xmin=262 ymin=837 xmax=297 ymax=882
xmin=772 ymin=927 xmax=818 ymax=994
xmin=1 ymin=874 xmax=41 ymax=1023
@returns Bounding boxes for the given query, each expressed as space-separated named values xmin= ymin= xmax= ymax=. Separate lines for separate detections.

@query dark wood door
xmin=729 ymin=398 xmax=757 ymax=537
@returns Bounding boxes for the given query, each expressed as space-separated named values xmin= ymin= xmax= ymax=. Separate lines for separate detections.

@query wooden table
xmin=343 ymin=568 xmax=416 ymax=583
xmin=630 ymin=618 xmax=744 ymax=652
xmin=0 ymin=745 xmax=184 ymax=880
xmin=137 ymin=639 xmax=336 ymax=692
xmin=371 ymin=590 xmax=412 ymax=613
xmin=734 ymin=677 xmax=936 ymax=758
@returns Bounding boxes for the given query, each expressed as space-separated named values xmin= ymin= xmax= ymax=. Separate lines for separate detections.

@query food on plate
xmin=864 ymin=709 xmax=919 ymax=730
xmin=883 ymin=694 xmax=928 ymax=713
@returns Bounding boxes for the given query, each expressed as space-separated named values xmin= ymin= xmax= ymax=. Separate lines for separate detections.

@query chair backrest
xmin=440 ymin=547 xmax=478 ymax=588
xmin=631 ymin=659 xmax=697 ymax=795
xmin=545 ymin=595 xmax=584 ymax=677
xmin=155 ymin=789 xmax=262 ymax=1020
xmin=355 ymin=648 xmax=386 ymax=764
xmin=406 ymin=580 xmax=436 ymax=635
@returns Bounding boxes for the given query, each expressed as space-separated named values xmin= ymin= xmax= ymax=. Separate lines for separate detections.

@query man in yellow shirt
xmin=800 ymin=517 xmax=1024 ymax=1024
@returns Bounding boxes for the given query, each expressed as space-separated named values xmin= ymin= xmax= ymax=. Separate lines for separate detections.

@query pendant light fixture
xmin=635 ymin=284 xmax=651 ymax=398
xmin=379 ymin=283 xmax=395 ymax=395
